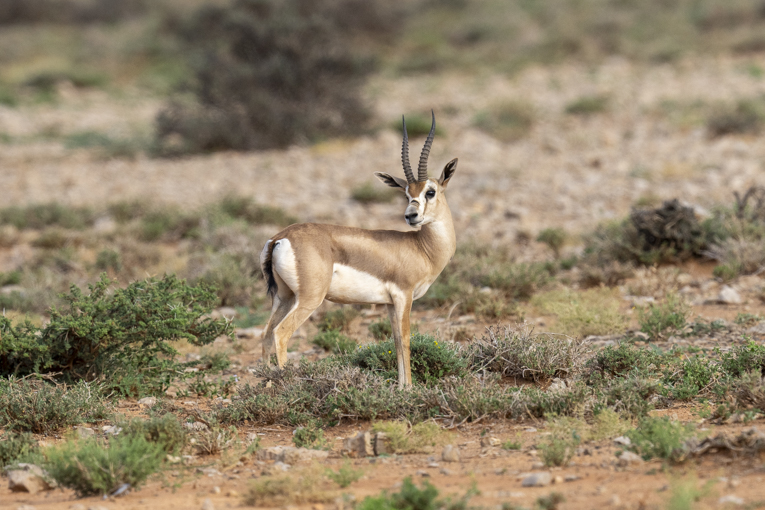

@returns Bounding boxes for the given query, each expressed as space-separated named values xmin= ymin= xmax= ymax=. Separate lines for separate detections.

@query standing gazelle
xmin=259 ymin=111 xmax=457 ymax=388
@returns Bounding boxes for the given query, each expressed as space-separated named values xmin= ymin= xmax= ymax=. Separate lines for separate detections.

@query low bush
xmin=637 ymin=293 xmax=690 ymax=340
xmin=537 ymin=228 xmax=566 ymax=258
xmin=119 ymin=414 xmax=187 ymax=454
xmin=0 ymin=203 xmax=95 ymax=230
xmin=370 ymin=421 xmax=451 ymax=454
xmin=351 ymin=182 xmax=397 ymax=204
xmin=327 ymin=461 xmax=363 ymax=488
xmin=313 ymin=329 xmax=357 ymax=355
xmin=0 ymin=378 xmax=112 ymax=433
xmin=0 ymin=274 xmax=232 ymax=396
xmin=356 ymin=476 xmax=476 ymax=510
xmin=467 ymin=325 xmax=588 ymax=382
xmin=587 ymin=342 xmax=666 ymax=379
xmin=350 ymin=333 xmax=467 ymax=385
xmin=473 ymin=102 xmax=534 ymax=142
xmin=192 ymin=424 xmax=239 ymax=456
xmin=531 ymin=287 xmax=628 ymax=338
xmin=707 ymin=99 xmax=764 ymax=138
xmin=626 ymin=416 xmax=695 ymax=461
xmin=565 ymin=94 xmax=609 ymax=115
xmin=662 ymin=355 xmax=718 ymax=401
xmin=369 ymin=318 xmax=393 ymax=340
xmin=293 ymin=422 xmax=328 ymax=450
xmin=45 ymin=435 xmax=165 ymax=497
xmin=244 ymin=466 xmax=335 ymax=507
xmin=0 ymin=431 xmax=39 ymax=466
xmin=318 ymin=307 xmax=359 ymax=332
xmin=539 ymin=432 xmax=579 ymax=467
xmin=718 ymin=340 xmax=765 ymax=378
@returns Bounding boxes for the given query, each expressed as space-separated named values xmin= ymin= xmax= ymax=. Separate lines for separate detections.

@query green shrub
xmin=587 ymin=342 xmax=665 ymax=379
xmin=0 ymin=203 xmax=95 ymax=230
xmin=626 ymin=416 xmax=695 ymax=461
xmin=0 ymin=379 xmax=112 ymax=433
xmin=369 ymin=318 xmax=393 ymax=340
xmin=663 ymin=355 xmax=718 ymax=401
xmin=327 ymin=461 xmax=363 ymax=488
xmin=351 ymin=182 xmax=397 ymax=204
xmin=531 ymin=287 xmax=628 ymax=338
xmin=707 ymin=100 xmax=764 ymax=137
xmin=350 ymin=333 xmax=467 ymax=385
xmin=565 ymin=95 xmax=609 ymax=115
xmin=540 ymin=432 xmax=579 ymax=467
xmin=536 ymin=492 xmax=565 ymax=510
xmin=0 ymin=274 xmax=231 ymax=396
xmin=64 ymin=130 xmax=143 ymax=159
xmin=537 ymin=228 xmax=566 ymax=258
xmin=638 ymin=293 xmax=690 ymax=340
xmin=719 ymin=340 xmax=765 ymax=378
xmin=0 ymin=431 xmax=39 ymax=466
xmin=0 ymin=270 xmax=22 ymax=286
xmin=370 ymin=421 xmax=450 ymax=454
xmin=217 ymin=196 xmax=297 ymax=227
xmin=120 ymin=414 xmax=187 ymax=454
xmin=313 ymin=329 xmax=357 ymax=354
xmin=95 ymin=249 xmax=122 ymax=272
xmin=293 ymin=422 xmax=328 ymax=450
xmin=473 ymin=102 xmax=534 ymax=142
xmin=45 ymin=435 xmax=165 ymax=497
xmin=318 ymin=307 xmax=359 ymax=332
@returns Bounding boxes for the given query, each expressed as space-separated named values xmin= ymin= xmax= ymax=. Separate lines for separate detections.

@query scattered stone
xmin=415 ymin=470 xmax=430 ymax=477
xmin=102 ymin=425 xmax=122 ymax=436
xmin=70 ymin=505 xmax=86 ymax=510
xmin=211 ymin=486 xmax=221 ymax=494
xmin=201 ymin=498 xmax=215 ymax=510
xmin=524 ymin=428 xmax=537 ymax=433
xmin=137 ymin=396 xmax=157 ymax=406
xmin=197 ymin=467 xmax=222 ymax=477
xmin=531 ymin=462 xmax=545 ymax=469
xmin=7 ymin=464 xmax=56 ymax=494
xmin=440 ymin=468 xmax=453 ymax=476
xmin=547 ymin=378 xmax=567 ymax=392
xmin=17 ymin=506 xmax=37 ymax=510
xmin=718 ymin=286 xmax=742 ymax=304
xmin=553 ymin=476 xmax=564 ymax=484
xmin=719 ymin=495 xmax=744 ymax=506
xmin=480 ymin=436 xmax=500 ymax=448
xmin=237 ymin=327 xmax=264 ymax=339
xmin=374 ymin=432 xmax=391 ymax=456
xmin=441 ymin=445 xmax=460 ymax=463
xmin=613 ymin=436 xmax=631 ymax=446
xmin=342 ymin=432 xmax=374 ymax=457
xmin=281 ymin=447 xmax=330 ymax=464
xmin=227 ymin=490 xmax=240 ymax=498
xmin=428 ymin=462 xmax=439 ymax=468
xmin=615 ymin=451 xmax=644 ymax=466
xmin=609 ymin=495 xmax=622 ymax=506
xmin=74 ymin=426 xmax=95 ymax=438
xmin=521 ymin=472 xmax=552 ymax=487
xmin=564 ymin=475 xmax=581 ymax=482
xmin=185 ymin=422 xmax=208 ymax=432
xmin=271 ymin=461 xmax=291 ymax=472
xmin=110 ymin=483 xmax=130 ymax=497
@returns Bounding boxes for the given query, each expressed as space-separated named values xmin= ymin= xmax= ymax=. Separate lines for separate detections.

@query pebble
xmin=441 ymin=445 xmax=460 ymax=462
xmin=416 ymin=470 xmax=430 ymax=477
xmin=718 ymin=286 xmax=742 ymax=304
xmin=521 ymin=472 xmax=552 ymax=487
xmin=613 ymin=436 xmax=631 ymax=446
xmin=137 ymin=396 xmax=157 ymax=406
xmin=719 ymin=495 xmax=744 ymax=506
xmin=440 ymin=468 xmax=453 ymax=476
xmin=211 ymin=486 xmax=221 ymax=494
xmin=201 ymin=499 xmax=215 ymax=510
xmin=615 ymin=450 xmax=644 ymax=466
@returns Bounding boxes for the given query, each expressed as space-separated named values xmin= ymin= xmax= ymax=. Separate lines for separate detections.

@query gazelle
xmin=259 ymin=111 xmax=457 ymax=388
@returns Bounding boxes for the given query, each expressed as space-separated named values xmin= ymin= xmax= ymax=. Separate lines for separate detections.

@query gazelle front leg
xmin=387 ymin=292 xmax=413 ymax=388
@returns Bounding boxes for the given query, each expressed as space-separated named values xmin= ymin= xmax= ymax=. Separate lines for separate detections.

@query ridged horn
xmin=418 ymin=110 xmax=436 ymax=182
xmin=401 ymin=116 xmax=415 ymax=183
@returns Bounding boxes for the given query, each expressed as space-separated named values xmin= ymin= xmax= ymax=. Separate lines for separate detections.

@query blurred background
xmin=1 ymin=0 xmax=765 ymax=324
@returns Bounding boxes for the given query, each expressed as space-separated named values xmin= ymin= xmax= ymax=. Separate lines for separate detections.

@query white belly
xmin=327 ymin=264 xmax=392 ymax=304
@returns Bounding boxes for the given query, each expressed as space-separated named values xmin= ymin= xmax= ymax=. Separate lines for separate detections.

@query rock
xmin=197 ymin=467 xmax=222 ymax=477
xmin=374 ymin=432 xmax=392 ymax=456
xmin=415 ymin=470 xmax=430 ymax=477
xmin=237 ymin=327 xmax=264 ymax=339
xmin=531 ymin=461 xmax=545 ymax=469
xmin=271 ymin=461 xmax=291 ymax=472
xmin=74 ymin=426 xmax=95 ymax=438
xmin=70 ymin=505 xmax=86 ymax=510
xmin=17 ymin=506 xmax=37 ymax=510
xmin=102 ymin=425 xmax=122 ymax=436
xmin=521 ymin=472 xmax=552 ymax=487
xmin=7 ymin=464 xmax=55 ymax=494
xmin=615 ymin=450 xmax=644 ymax=466
xmin=342 ymin=432 xmax=374 ymax=457
xmin=227 ymin=490 xmax=240 ymax=497
xmin=281 ymin=447 xmax=330 ymax=464
xmin=553 ymin=476 xmax=563 ymax=484
xmin=202 ymin=498 xmax=215 ymax=510
xmin=718 ymin=286 xmax=742 ymax=305
xmin=480 ymin=436 xmax=500 ymax=448
xmin=184 ymin=421 xmax=208 ymax=432
xmin=211 ymin=486 xmax=221 ymax=494
xmin=441 ymin=445 xmax=460 ymax=462
xmin=564 ymin=475 xmax=581 ymax=482
xmin=256 ymin=446 xmax=287 ymax=461
xmin=613 ymin=436 xmax=631 ymax=446
xmin=719 ymin=495 xmax=744 ymax=506
xmin=138 ymin=396 xmax=157 ymax=406
xmin=547 ymin=378 xmax=567 ymax=392
xmin=440 ymin=468 xmax=453 ymax=475
xmin=609 ymin=495 xmax=622 ymax=506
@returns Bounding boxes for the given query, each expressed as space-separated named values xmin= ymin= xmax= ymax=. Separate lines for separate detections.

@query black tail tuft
xmin=261 ymin=241 xmax=278 ymax=300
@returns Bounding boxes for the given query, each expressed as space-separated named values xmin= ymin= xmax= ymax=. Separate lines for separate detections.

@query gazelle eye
xmin=425 ymin=189 xmax=436 ymax=199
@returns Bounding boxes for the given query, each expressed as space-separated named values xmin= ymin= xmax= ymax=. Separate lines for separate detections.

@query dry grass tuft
xmin=531 ymin=287 xmax=628 ymax=337
xmin=370 ymin=421 xmax=453 ymax=454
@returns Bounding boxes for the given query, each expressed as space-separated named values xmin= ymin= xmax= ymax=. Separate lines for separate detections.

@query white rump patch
xmin=327 ymin=264 xmax=392 ymax=305
xmin=272 ymin=239 xmax=299 ymax=293
xmin=259 ymin=239 xmax=272 ymax=273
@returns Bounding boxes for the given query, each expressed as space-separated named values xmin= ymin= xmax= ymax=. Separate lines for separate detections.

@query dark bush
xmin=156 ymin=0 xmax=404 ymax=154
xmin=0 ymin=0 xmax=146 ymax=25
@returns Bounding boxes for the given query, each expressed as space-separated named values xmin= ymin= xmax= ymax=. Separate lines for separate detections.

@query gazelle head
xmin=375 ymin=111 xmax=458 ymax=227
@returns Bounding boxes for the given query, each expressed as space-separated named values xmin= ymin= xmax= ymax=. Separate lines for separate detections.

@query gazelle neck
xmin=416 ymin=206 xmax=456 ymax=272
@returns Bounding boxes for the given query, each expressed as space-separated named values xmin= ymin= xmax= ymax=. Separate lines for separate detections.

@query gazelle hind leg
xmin=271 ymin=295 xmax=325 ymax=366
xmin=262 ymin=294 xmax=293 ymax=365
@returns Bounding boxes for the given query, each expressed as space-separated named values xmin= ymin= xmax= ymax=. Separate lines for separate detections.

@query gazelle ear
xmin=375 ymin=172 xmax=408 ymax=190
xmin=438 ymin=158 xmax=458 ymax=188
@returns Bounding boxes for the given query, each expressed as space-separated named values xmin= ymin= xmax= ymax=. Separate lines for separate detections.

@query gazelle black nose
xmin=405 ymin=212 xmax=418 ymax=221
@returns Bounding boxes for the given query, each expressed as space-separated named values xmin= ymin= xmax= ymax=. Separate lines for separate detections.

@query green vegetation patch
xmin=473 ymin=101 xmax=534 ymax=142
xmin=531 ymin=287 xmax=628 ymax=338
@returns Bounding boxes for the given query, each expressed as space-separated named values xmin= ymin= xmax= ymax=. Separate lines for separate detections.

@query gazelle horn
xmin=418 ymin=110 xmax=436 ymax=182
xmin=401 ymin=116 xmax=415 ymax=183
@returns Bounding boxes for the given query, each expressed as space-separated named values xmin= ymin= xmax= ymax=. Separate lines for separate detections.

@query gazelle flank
xmin=259 ymin=110 xmax=457 ymax=388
